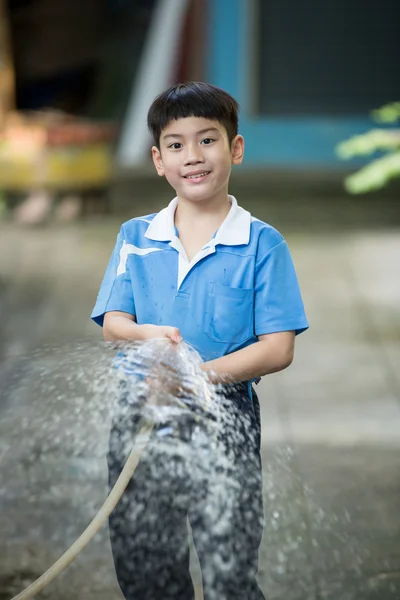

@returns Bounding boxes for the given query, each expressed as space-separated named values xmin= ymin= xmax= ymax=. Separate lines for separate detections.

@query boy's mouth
xmin=183 ymin=170 xmax=211 ymax=183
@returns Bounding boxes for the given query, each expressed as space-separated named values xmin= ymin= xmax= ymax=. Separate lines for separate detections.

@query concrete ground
xmin=0 ymin=193 xmax=400 ymax=599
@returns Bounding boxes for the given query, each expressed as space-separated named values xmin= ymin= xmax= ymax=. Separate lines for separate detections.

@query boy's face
xmin=151 ymin=117 xmax=244 ymax=204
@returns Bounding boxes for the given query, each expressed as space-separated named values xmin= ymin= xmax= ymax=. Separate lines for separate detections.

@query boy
xmin=91 ymin=81 xmax=308 ymax=600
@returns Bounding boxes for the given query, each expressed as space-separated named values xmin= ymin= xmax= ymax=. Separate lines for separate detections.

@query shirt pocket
xmin=205 ymin=282 xmax=254 ymax=343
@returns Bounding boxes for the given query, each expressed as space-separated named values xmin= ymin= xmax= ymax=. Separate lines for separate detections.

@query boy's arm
xmin=201 ymin=331 xmax=295 ymax=384
xmin=103 ymin=311 xmax=182 ymax=343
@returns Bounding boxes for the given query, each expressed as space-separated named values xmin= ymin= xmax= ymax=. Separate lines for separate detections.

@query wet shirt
xmin=91 ymin=196 xmax=309 ymax=362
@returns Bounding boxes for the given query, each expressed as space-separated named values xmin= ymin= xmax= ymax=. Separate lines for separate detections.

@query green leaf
xmin=336 ymin=129 xmax=400 ymax=159
xmin=371 ymin=102 xmax=400 ymax=124
xmin=344 ymin=151 xmax=400 ymax=194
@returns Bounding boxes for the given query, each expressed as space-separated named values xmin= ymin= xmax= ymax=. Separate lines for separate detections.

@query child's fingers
xmin=165 ymin=327 xmax=182 ymax=343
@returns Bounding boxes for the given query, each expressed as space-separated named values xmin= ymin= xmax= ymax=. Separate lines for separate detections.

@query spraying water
xmin=107 ymin=339 xmax=265 ymax=600
xmin=1 ymin=338 xmax=379 ymax=599
xmin=2 ymin=338 xmax=265 ymax=600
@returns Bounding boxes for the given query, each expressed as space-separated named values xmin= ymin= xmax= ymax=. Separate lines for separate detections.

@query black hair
xmin=147 ymin=81 xmax=239 ymax=147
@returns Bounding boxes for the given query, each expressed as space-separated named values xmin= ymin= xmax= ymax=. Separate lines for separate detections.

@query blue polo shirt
xmin=91 ymin=196 xmax=308 ymax=361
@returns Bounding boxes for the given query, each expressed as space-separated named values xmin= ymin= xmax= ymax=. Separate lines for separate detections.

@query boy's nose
xmin=183 ymin=145 xmax=205 ymax=165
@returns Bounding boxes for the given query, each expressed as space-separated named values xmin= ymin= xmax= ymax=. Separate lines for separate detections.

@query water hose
xmin=9 ymin=339 xmax=213 ymax=600
xmin=10 ymin=422 xmax=154 ymax=600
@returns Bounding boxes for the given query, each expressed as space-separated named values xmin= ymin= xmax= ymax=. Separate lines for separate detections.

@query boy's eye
xmin=168 ymin=142 xmax=182 ymax=149
xmin=201 ymin=138 xmax=215 ymax=145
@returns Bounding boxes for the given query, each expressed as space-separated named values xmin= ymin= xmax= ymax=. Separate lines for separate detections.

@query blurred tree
xmin=336 ymin=102 xmax=400 ymax=194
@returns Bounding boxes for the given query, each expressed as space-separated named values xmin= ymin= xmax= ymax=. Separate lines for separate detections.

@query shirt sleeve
xmin=91 ymin=230 xmax=136 ymax=327
xmin=254 ymin=239 xmax=309 ymax=336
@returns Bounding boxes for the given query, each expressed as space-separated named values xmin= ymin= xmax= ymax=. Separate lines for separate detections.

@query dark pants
xmin=107 ymin=382 xmax=265 ymax=600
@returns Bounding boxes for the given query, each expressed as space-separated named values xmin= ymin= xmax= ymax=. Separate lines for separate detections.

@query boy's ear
xmin=151 ymin=146 xmax=165 ymax=176
xmin=231 ymin=134 xmax=245 ymax=165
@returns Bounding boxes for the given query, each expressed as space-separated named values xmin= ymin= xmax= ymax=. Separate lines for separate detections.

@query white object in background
xmin=117 ymin=0 xmax=190 ymax=168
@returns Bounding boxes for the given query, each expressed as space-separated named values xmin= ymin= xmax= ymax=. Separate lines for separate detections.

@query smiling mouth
xmin=184 ymin=171 xmax=210 ymax=180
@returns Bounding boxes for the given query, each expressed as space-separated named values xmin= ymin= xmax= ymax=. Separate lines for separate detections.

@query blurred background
xmin=0 ymin=0 xmax=400 ymax=598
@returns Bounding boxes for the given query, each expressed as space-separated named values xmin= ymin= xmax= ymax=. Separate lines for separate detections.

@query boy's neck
xmin=174 ymin=190 xmax=231 ymax=228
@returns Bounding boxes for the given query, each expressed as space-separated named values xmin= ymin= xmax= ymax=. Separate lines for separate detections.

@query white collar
xmin=144 ymin=195 xmax=251 ymax=246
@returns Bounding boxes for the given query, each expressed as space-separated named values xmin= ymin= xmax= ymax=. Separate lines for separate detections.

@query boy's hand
xmin=140 ymin=324 xmax=182 ymax=343
xmin=141 ymin=336 xmax=194 ymax=407
xmin=146 ymin=358 xmax=193 ymax=406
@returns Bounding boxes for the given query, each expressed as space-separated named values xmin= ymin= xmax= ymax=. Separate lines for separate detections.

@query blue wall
xmin=207 ymin=0 xmax=375 ymax=167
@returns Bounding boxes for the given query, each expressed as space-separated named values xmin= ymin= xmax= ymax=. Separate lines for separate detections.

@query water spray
xmin=9 ymin=339 xmax=214 ymax=600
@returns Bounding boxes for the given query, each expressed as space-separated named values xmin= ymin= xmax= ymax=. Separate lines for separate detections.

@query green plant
xmin=335 ymin=102 xmax=400 ymax=193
